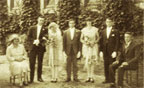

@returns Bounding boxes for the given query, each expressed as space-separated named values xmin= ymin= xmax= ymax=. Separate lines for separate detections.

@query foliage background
xmin=102 ymin=0 xmax=143 ymax=35
xmin=0 ymin=0 xmax=143 ymax=54
xmin=58 ymin=0 xmax=81 ymax=30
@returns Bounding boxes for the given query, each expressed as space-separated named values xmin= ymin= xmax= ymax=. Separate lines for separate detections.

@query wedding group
xmin=6 ymin=15 xmax=140 ymax=88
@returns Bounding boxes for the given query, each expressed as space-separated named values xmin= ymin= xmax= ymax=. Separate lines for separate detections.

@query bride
xmin=44 ymin=22 xmax=63 ymax=83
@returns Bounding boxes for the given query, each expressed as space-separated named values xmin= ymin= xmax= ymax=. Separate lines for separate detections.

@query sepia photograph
xmin=0 ymin=0 xmax=143 ymax=88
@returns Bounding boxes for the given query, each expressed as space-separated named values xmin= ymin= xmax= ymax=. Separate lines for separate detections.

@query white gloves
xmin=33 ymin=39 xmax=40 ymax=46
xmin=76 ymin=51 xmax=81 ymax=58
xmin=99 ymin=51 xmax=103 ymax=58
xmin=111 ymin=52 xmax=117 ymax=58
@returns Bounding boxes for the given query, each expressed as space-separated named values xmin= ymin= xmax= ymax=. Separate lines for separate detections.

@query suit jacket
xmin=100 ymin=28 xmax=120 ymax=56
xmin=118 ymin=41 xmax=140 ymax=68
xmin=63 ymin=28 xmax=82 ymax=55
xmin=27 ymin=25 xmax=47 ymax=52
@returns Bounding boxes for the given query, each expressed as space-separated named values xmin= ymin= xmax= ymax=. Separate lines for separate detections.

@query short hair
xmin=68 ymin=19 xmax=75 ymax=23
xmin=125 ymin=32 xmax=134 ymax=36
xmin=106 ymin=17 xmax=113 ymax=21
xmin=85 ymin=17 xmax=92 ymax=21
xmin=38 ymin=15 xmax=45 ymax=19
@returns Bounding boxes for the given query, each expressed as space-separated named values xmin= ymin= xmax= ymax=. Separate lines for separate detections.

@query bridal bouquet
xmin=43 ymin=36 xmax=57 ymax=48
xmin=84 ymin=36 xmax=95 ymax=48
xmin=48 ymin=36 xmax=58 ymax=48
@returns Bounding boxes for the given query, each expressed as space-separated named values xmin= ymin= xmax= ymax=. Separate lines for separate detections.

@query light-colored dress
xmin=6 ymin=44 xmax=29 ymax=76
xmin=81 ymin=27 xmax=99 ymax=67
xmin=46 ymin=29 xmax=63 ymax=67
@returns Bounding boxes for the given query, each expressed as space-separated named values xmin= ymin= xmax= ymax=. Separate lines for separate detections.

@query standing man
xmin=27 ymin=16 xmax=46 ymax=83
xmin=100 ymin=18 xmax=120 ymax=83
xmin=109 ymin=32 xmax=140 ymax=88
xmin=63 ymin=19 xmax=81 ymax=82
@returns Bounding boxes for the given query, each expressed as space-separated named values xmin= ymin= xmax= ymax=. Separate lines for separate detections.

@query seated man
xmin=109 ymin=32 xmax=140 ymax=88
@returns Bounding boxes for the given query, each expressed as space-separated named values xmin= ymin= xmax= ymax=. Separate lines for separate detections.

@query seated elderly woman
xmin=6 ymin=34 xmax=29 ymax=87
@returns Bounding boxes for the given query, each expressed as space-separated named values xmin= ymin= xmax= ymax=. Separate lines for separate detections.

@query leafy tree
xmin=103 ymin=0 xmax=143 ymax=35
xmin=20 ymin=0 xmax=40 ymax=34
xmin=58 ymin=0 xmax=81 ymax=30
xmin=78 ymin=9 xmax=105 ymax=30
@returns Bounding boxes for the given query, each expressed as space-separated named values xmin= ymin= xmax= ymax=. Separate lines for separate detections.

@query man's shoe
xmin=65 ymin=78 xmax=71 ymax=82
xmin=73 ymin=79 xmax=80 ymax=82
xmin=38 ymin=78 xmax=44 ymax=82
xmin=85 ymin=78 xmax=91 ymax=82
xmin=102 ymin=80 xmax=110 ymax=84
xmin=28 ymin=80 xmax=33 ymax=84
xmin=23 ymin=82 xmax=28 ymax=86
xmin=90 ymin=78 xmax=94 ymax=83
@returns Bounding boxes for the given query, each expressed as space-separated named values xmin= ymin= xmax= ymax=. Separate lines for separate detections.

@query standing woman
xmin=80 ymin=18 xmax=100 ymax=83
xmin=47 ymin=22 xmax=63 ymax=83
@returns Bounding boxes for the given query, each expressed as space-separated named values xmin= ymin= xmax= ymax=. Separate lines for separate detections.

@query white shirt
xmin=37 ymin=25 xmax=42 ymax=39
xmin=106 ymin=27 xmax=112 ymax=39
xmin=70 ymin=28 xmax=75 ymax=40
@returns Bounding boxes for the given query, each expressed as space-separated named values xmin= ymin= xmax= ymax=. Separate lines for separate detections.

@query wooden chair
xmin=10 ymin=71 xmax=30 ymax=85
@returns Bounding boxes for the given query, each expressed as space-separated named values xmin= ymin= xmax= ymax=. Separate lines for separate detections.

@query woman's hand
xmin=15 ymin=58 xmax=23 ymax=62
xmin=15 ymin=56 xmax=24 ymax=62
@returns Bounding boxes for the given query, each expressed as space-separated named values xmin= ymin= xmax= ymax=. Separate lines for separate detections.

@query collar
xmin=107 ymin=26 xmax=112 ymax=30
xmin=37 ymin=24 xmax=42 ymax=27
xmin=69 ymin=27 xmax=75 ymax=30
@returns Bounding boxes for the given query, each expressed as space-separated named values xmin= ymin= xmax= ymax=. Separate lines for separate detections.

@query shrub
xmin=78 ymin=9 xmax=105 ymax=30
xmin=20 ymin=0 xmax=40 ymax=34
xmin=58 ymin=0 xmax=81 ymax=30
xmin=102 ymin=0 xmax=143 ymax=35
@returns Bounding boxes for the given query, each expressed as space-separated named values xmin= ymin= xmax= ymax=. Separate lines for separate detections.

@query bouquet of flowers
xmin=48 ymin=36 xmax=58 ymax=48
xmin=43 ymin=35 xmax=57 ymax=48
xmin=84 ymin=36 xmax=95 ymax=48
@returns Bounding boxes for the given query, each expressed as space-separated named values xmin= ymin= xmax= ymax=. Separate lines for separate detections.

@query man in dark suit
xmin=109 ymin=32 xmax=140 ymax=88
xmin=100 ymin=18 xmax=120 ymax=83
xmin=63 ymin=19 xmax=81 ymax=82
xmin=27 ymin=16 xmax=46 ymax=83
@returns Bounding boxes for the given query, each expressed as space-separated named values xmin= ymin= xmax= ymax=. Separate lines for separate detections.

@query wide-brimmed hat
xmin=9 ymin=34 xmax=20 ymax=42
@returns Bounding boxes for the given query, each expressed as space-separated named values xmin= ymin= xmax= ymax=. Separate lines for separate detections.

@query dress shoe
xmin=65 ymin=78 xmax=71 ymax=82
xmin=38 ymin=78 xmax=44 ymax=82
xmin=51 ymin=79 xmax=57 ymax=83
xmin=90 ymin=78 xmax=94 ymax=83
xmin=28 ymin=81 xmax=33 ymax=84
xmin=23 ymin=81 xmax=28 ymax=86
xmin=102 ymin=80 xmax=110 ymax=84
xmin=54 ymin=79 xmax=58 ymax=83
xmin=51 ymin=80 xmax=54 ymax=83
xmin=85 ymin=78 xmax=91 ymax=82
xmin=73 ymin=79 xmax=80 ymax=82
xmin=19 ymin=82 xmax=23 ymax=87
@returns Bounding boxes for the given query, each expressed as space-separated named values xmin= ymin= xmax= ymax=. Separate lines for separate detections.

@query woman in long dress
xmin=80 ymin=18 xmax=100 ymax=83
xmin=46 ymin=22 xmax=63 ymax=83
xmin=6 ymin=34 xmax=29 ymax=86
